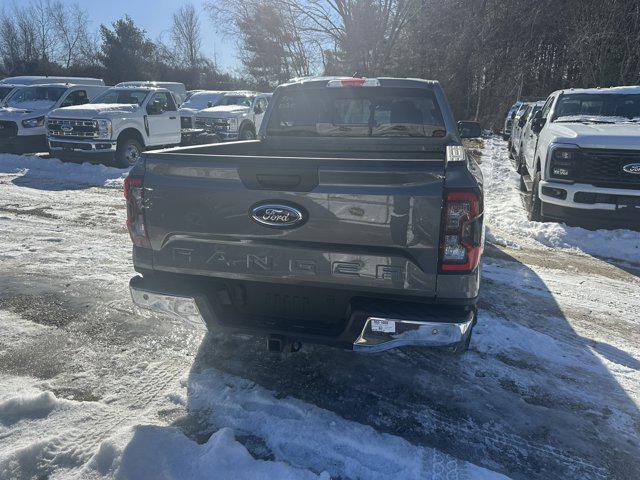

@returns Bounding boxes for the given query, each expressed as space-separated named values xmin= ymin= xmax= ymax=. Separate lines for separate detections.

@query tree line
xmin=207 ymin=0 xmax=640 ymax=128
xmin=0 ymin=1 xmax=245 ymax=91
xmin=2 ymin=0 xmax=639 ymax=128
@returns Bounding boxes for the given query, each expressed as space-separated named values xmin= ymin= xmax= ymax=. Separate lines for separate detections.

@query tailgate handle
xmin=256 ymin=174 xmax=301 ymax=189
xmin=239 ymin=166 xmax=319 ymax=191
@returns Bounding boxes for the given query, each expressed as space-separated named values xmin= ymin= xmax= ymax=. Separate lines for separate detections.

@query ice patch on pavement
xmin=0 ymin=153 xmax=128 ymax=188
xmin=481 ymin=137 xmax=640 ymax=263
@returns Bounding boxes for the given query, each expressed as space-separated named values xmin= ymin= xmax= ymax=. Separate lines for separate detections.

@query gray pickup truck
xmin=126 ymin=77 xmax=485 ymax=353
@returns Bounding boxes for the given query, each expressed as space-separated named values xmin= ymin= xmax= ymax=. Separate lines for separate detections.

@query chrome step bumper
xmin=353 ymin=315 xmax=473 ymax=352
xmin=130 ymin=281 xmax=205 ymax=329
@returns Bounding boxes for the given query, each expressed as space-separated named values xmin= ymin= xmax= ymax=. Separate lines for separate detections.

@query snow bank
xmin=73 ymin=368 xmax=509 ymax=479
xmin=0 ymin=153 xmax=128 ymax=188
xmin=184 ymin=370 xmax=509 ymax=480
xmin=0 ymin=391 xmax=63 ymax=426
xmin=107 ymin=426 xmax=325 ymax=480
xmin=481 ymin=137 xmax=640 ymax=263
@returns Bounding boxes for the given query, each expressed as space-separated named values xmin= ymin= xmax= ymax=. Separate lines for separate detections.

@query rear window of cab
xmin=267 ymin=87 xmax=445 ymax=137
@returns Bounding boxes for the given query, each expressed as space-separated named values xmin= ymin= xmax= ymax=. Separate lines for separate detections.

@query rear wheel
xmin=115 ymin=137 xmax=143 ymax=168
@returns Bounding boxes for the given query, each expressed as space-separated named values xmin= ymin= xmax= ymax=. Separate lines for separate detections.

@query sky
xmin=73 ymin=0 xmax=239 ymax=72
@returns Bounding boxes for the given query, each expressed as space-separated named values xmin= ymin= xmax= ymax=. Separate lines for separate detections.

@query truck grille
xmin=195 ymin=117 xmax=228 ymax=131
xmin=577 ymin=149 xmax=640 ymax=189
xmin=47 ymin=118 xmax=98 ymax=138
xmin=0 ymin=120 xmax=17 ymax=138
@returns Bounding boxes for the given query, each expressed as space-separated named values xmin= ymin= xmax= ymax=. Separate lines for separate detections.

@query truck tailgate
xmin=142 ymin=153 xmax=445 ymax=297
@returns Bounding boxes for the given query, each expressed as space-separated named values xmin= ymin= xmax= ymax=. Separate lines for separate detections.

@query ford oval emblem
xmin=622 ymin=163 xmax=640 ymax=175
xmin=250 ymin=203 xmax=305 ymax=228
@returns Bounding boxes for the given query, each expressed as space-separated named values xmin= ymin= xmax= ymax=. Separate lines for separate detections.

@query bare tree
xmin=0 ymin=8 xmax=21 ymax=73
xmin=280 ymin=0 xmax=419 ymax=76
xmin=50 ymin=1 xmax=91 ymax=69
xmin=14 ymin=7 xmax=39 ymax=62
xmin=171 ymin=4 xmax=203 ymax=69
xmin=30 ymin=0 xmax=58 ymax=63
xmin=206 ymin=0 xmax=316 ymax=86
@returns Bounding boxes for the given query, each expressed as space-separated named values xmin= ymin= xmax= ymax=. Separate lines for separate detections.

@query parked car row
xmin=0 ymin=75 xmax=272 ymax=166
xmin=503 ymin=86 xmax=640 ymax=228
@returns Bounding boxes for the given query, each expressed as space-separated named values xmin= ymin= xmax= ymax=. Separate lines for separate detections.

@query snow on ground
xmin=0 ymin=153 xmax=127 ymax=189
xmin=0 ymin=147 xmax=639 ymax=479
xmin=480 ymin=136 xmax=640 ymax=262
xmin=0 ymin=155 xmax=507 ymax=479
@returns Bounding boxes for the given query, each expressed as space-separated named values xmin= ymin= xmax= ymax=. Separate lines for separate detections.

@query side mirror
xmin=254 ymin=104 xmax=263 ymax=114
xmin=531 ymin=117 xmax=546 ymax=134
xmin=207 ymin=101 xmax=213 ymax=108
xmin=458 ymin=121 xmax=482 ymax=139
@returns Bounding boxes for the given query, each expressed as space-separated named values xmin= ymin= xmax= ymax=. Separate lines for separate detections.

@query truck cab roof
xmin=281 ymin=76 xmax=440 ymax=89
xmin=116 ymin=81 xmax=187 ymax=104
xmin=553 ymin=85 xmax=640 ymax=96
xmin=108 ymin=85 xmax=169 ymax=92
xmin=0 ymin=76 xmax=105 ymax=86
xmin=220 ymin=90 xmax=261 ymax=97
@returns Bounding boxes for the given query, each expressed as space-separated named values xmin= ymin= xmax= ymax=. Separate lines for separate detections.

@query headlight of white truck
xmin=96 ymin=119 xmax=112 ymax=140
xmin=22 ymin=116 xmax=45 ymax=128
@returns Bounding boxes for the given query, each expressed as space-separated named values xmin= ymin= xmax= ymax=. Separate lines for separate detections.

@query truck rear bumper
xmin=129 ymin=275 xmax=475 ymax=352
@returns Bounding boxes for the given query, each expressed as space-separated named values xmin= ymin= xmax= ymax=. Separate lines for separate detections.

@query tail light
xmin=327 ymin=78 xmax=381 ymax=87
xmin=124 ymin=175 xmax=150 ymax=248
xmin=439 ymin=191 xmax=483 ymax=272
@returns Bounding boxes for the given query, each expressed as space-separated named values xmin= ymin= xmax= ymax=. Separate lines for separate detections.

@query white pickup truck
xmin=520 ymin=86 xmax=640 ymax=228
xmin=0 ymin=83 xmax=107 ymax=153
xmin=195 ymin=91 xmax=271 ymax=141
xmin=46 ymin=86 xmax=182 ymax=167
xmin=179 ymin=91 xmax=225 ymax=125
xmin=178 ymin=90 xmax=225 ymax=144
